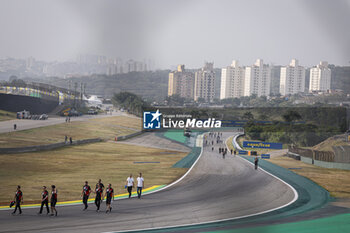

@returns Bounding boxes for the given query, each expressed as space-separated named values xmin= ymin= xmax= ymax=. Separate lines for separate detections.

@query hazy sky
xmin=0 ymin=0 xmax=349 ymax=69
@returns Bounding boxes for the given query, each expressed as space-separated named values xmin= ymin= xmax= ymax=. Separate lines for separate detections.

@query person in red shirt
xmin=12 ymin=185 xmax=23 ymax=215
xmin=38 ymin=186 xmax=50 ymax=214
xmin=81 ymin=181 xmax=91 ymax=210
xmin=50 ymin=185 xmax=58 ymax=216
xmin=104 ymin=184 xmax=114 ymax=213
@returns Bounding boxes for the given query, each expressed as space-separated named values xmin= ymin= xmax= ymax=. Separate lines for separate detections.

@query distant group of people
xmin=64 ymin=135 xmax=73 ymax=144
xmin=11 ymin=173 xmax=145 ymax=216
xmin=205 ymin=131 xmax=259 ymax=169
xmin=219 ymin=147 xmax=228 ymax=159
xmin=205 ymin=132 xmax=224 ymax=152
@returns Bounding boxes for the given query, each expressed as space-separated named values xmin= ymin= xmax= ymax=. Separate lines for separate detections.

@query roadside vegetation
xmin=112 ymin=92 xmax=149 ymax=116
xmin=243 ymin=108 xmax=347 ymax=147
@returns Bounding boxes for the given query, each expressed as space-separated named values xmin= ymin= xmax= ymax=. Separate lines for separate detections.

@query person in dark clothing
xmin=230 ymin=149 xmax=233 ymax=155
xmin=254 ymin=156 xmax=259 ymax=170
xmin=12 ymin=185 xmax=23 ymax=215
xmin=212 ymin=147 xmax=214 ymax=151
xmin=69 ymin=137 xmax=73 ymax=144
xmin=81 ymin=181 xmax=91 ymax=210
xmin=95 ymin=183 xmax=103 ymax=212
xmin=64 ymin=135 xmax=68 ymax=144
xmin=96 ymin=179 xmax=105 ymax=191
xmin=13 ymin=124 xmax=17 ymax=130
xmin=96 ymin=179 xmax=105 ymax=201
xmin=38 ymin=186 xmax=50 ymax=214
xmin=219 ymin=148 xmax=222 ymax=153
xmin=50 ymin=185 xmax=58 ymax=216
xmin=104 ymin=184 xmax=114 ymax=213
xmin=234 ymin=150 xmax=237 ymax=156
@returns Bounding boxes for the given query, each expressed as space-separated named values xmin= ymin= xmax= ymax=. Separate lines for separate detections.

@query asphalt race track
xmin=0 ymin=132 xmax=296 ymax=233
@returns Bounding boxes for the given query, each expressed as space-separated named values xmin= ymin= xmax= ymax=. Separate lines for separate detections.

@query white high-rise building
xmin=309 ymin=61 xmax=331 ymax=92
xmin=280 ymin=59 xmax=306 ymax=96
xmin=220 ymin=60 xmax=245 ymax=99
xmin=194 ymin=62 xmax=215 ymax=102
xmin=244 ymin=59 xmax=271 ymax=97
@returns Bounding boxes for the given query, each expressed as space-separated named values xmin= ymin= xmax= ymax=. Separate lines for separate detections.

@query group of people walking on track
xmin=11 ymin=173 xmax=145 ymax=215
xmin=219 ymin=147 xmax=228 ymax=159
xmin=205 ymin=131 xmax=259 ymax=169
xmin=11 ymin=185 xmax=57 ymax=216
xmin=82 ymin=179 xmax=114 ymax=213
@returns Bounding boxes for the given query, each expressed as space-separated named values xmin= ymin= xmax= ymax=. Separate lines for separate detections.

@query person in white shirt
xmin=125 ymin=174 xmax=134 ymax=198
xmin=136 ymin=173 xmax=144 ymax=199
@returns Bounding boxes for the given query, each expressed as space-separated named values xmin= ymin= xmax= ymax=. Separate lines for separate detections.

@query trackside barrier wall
xmin=289 ymin=147 xmax=335 ymax=162
xmin=116 ymin=131 xmax=143 ymax=141
xmin=0 ymin=138 xmax=102 ymax=154
xmin=300 ymin=156 xmax=350 ymax=171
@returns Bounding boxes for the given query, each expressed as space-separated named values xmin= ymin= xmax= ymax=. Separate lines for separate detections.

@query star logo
xmin=143 ymin=110 xmax=162 ymax=129
xmin=150 ymin=109 xmax=162 ymax=122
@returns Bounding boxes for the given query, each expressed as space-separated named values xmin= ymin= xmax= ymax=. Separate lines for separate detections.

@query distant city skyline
xmin=0 ymin=0 xmax=349 ymax=69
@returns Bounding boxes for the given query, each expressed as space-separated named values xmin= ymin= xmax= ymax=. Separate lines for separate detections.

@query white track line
xmin=103 ymin=132 xmax=299 ymax=233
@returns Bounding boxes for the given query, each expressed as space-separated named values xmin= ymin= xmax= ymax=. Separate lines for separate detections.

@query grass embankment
xmin=0 ymin=116 xmax=141 ymax=148
xmin=0 ymin=110 xmax=16 ymax=121
xmin=312 ymin=136 xmax=349 ymax=152
xmin=269 ymin=156 xmax=350 ymax=198
xmin=0 ymin=142 xmax=188 ymax=204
